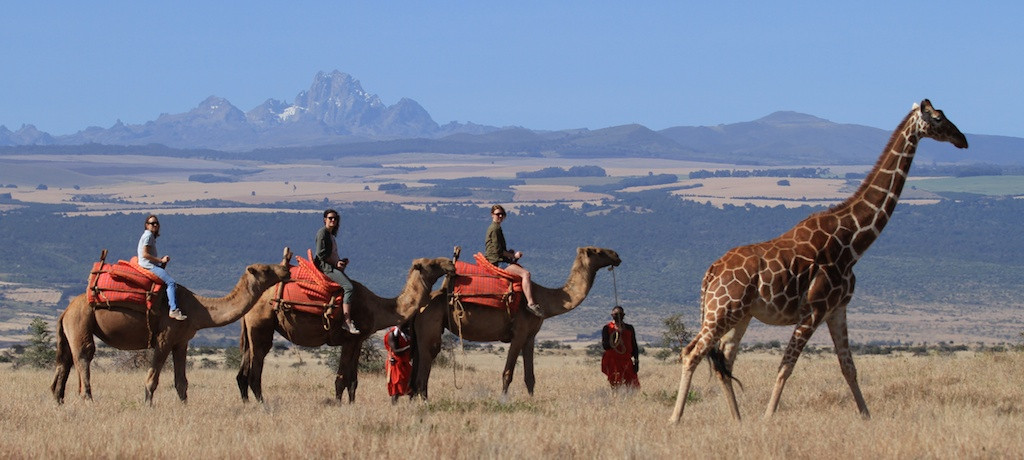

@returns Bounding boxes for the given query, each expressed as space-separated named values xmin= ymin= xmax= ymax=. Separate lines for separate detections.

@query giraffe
xmin=669 ymin=99 xmax=968 ymax=424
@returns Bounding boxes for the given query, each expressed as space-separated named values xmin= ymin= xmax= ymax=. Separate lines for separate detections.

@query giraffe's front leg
xmin=825 ymin=306 xmax=870 ymax=419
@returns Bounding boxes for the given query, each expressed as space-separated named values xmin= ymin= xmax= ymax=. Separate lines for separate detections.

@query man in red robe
xmin=601 ymin=306 xmax=640 ymax=388
xmin=384 ymin=323 xmax=414 ymax=402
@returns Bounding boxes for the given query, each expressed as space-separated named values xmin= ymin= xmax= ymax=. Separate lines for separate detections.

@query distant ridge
xmin=0 ymin=71 xmax=1021 ymax=165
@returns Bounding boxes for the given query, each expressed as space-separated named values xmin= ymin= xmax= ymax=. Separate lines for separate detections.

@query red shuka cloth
xmin=384 ymin=327 xmax=413 ymax=397
xmin=450 ymin=253 xmax=524 ymax=310
xmin=274 ymin=250 xmax=342 ymax=318
xmin=601 ymin=321 xmax=640 ymax=388
xmin=86 ymin=257 xmax=164 ymax=309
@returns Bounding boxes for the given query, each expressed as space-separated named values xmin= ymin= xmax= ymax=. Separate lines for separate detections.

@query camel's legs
xmin=66 ymin=323 xmax=97 ymax=401
xmin=144 ymin=347 xmax=172 ymax=404
xmin=522 ymin=336 xmax=538 ymax=395
xmin=501 ymin=338 xmax=525 ymax=395
xmin=413 ymin=334 xmax=442 ymax=400
xmin=335 ymin=343 xmax=361 ymax=403
xmin=764 ymin=313 xmax=822 ymax=418
xmin=50 ymin=314 xmax=73 ymax=404
xmin=171 ymin=342 xmax=188 ymax=402
xmin=235 ymin=318 xmax=253 ymax=401
xmin=243 ymin=317 xmax=276 ymax=402
xmin=412 ymin=305 xmax=446 ymax=400
xmin=825 ymin=307 xmax=871 ymax=418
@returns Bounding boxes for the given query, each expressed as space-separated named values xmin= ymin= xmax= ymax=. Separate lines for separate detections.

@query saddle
xmin=86 ymin=251 xmax=164 ymax=310
xmin=270 ymin=249 xmax=343 ymax=321
xmin=450 ymin=253 xmax=524 ymax=313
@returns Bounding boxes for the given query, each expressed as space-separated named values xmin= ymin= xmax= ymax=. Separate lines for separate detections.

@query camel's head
xmin=578 ymin=246 xmax=622 ymax=270
xmin=245 ymin=263 xmax=291 ymax=288
xmin=410 ymin=257 xmax=456 ymax=288
xmin=244 ymin=247 xmax=293 ymax=289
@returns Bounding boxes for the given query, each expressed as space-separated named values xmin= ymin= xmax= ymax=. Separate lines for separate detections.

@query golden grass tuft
xmin=4 ymin=350 xmax=1024 ymax=458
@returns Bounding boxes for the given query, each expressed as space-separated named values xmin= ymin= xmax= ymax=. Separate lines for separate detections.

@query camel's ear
xmin=412 ymin=261 xmax=424 ymax=272
xmin=247 ymin=266 xmax=258 ymax=277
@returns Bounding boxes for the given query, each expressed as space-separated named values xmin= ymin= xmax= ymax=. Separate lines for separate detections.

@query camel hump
xmin=273 ymin=252 xmax=343 ymax=319
xmin=452 ymin=255 xmax=524 ymax=310
xmin=86 ymin=257 xmax=163 ymax=309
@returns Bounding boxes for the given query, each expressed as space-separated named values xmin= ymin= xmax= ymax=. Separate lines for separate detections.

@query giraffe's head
xmin=916 ymin=99 xmax=968 ymax=149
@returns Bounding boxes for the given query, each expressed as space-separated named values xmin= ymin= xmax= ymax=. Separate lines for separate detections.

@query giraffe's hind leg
xmin=669 ymin=330 xmax=711 ymax=424
xmin=670 ymin=314 xmax=747 ymax=423
xmin=715 ymin=315 xmax=751 ymax=420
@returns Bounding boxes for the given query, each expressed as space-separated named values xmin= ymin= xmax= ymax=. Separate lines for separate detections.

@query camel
xmin=236 ymin=256 xmax=455 ymax=403
xmin=412 ymin=246 xmax=621 ymax=399
xmin=51 ymin=248 xmax=293 ymax=404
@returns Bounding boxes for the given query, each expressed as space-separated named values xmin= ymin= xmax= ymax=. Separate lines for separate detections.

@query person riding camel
xmin=484 ymin=204 xmax=542 ymax=317
xmin=313 ymin=209 xmax=359 ymax=334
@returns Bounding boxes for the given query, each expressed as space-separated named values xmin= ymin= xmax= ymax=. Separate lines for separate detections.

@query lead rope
xmin=446 ymin=246 xmax=465 ymax=390
xmin=611 ymin=266 xmax=619 ymax=307
xmin=609 ymin=266 xmax=626 ymax=353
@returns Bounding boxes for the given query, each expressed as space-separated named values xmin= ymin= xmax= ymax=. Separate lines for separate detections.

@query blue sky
xmin=3 ymin=2 xmax=1021 ymax=138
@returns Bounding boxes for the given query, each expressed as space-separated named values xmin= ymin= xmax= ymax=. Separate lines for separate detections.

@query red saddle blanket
xmin=451 ymin=253 xmax=524 ymax=310
xmin=271 ymin=250 xmax=343 ymax=318
xmin=86 ymin=257 xmax=164 ymax=309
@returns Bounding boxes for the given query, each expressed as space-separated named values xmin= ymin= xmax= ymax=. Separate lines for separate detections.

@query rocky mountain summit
xmin=13 ymin=71 xmax=474 ymax=151
xmin=1 ymin=71 xmax=1019 ymax=165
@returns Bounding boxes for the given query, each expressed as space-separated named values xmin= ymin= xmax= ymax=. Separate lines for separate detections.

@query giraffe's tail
xmin=707 ymin=346 xmax=743 ymax=391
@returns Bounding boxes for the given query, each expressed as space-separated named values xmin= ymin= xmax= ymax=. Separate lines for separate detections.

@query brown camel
xmin=51 ymin=248 xmax=293 ymax=404
xmin=413 ymin=246 xmax=621 ymax=399
xmin=236 ymin=257 xmax=455 ymax=403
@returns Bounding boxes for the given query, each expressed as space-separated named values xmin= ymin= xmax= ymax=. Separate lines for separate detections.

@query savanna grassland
xmin=4 ymin=348 xmax=1023 ymax=458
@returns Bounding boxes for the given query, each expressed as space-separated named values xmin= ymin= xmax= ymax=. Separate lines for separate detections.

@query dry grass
xmin=3 ymin=349 xmax=1023 ymax=458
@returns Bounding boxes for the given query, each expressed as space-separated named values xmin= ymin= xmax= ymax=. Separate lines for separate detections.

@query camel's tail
xmin=707 ymin=346 xmax=743 ymax=391
xmin=54 ymin=311 xmax=71 ymax=367
xmin=238 ymin=316 xmax=250 ymax=356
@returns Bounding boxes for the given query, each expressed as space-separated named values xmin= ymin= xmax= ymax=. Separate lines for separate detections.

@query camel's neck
xmin=825 ymin=110 xmax=924 ymax=260
xmin=533 ymin=256 xmax=600 ymax=317
xmin=188 ymin=273 xmax=271 ymax=328
xmin=366 ymin=274 xmax=431 ymax=331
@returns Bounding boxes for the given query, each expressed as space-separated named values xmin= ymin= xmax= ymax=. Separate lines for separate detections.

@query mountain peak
xmin=756 ymin=111 xmax=830 ymax=125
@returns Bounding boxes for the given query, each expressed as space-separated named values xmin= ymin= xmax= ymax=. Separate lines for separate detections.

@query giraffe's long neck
xmin=840 ymin=109 xmax=925 ymax=259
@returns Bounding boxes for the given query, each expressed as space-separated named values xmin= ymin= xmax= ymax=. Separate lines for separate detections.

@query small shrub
xmin=14 ymin=318 xmax=55 ymax=369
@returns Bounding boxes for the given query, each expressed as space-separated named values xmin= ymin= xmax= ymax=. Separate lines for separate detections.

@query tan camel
xmin=236 ymin=257 xmax=455 ymax=403
xmin=51 ymin=248 xmax=293 ymax=404
xmin=669 ymin=100 xmax=968 ymax=423
xmin=413 ymin=246 xmax=621 ymax=398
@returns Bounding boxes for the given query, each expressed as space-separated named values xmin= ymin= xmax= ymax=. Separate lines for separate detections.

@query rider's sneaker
xmin=345 ymin=320 xmax=361 ymax=334
xmin=169 ymin=309 xmax=188 ymax=321
xmin=526 ymin=303 xmax=544 ymax=318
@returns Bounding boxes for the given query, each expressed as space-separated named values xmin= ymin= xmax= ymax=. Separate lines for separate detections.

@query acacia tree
xmin=16 ymin=318 xmax=56 ymax=369
xmin=655 ymin=313 xmax=692 ymax=362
